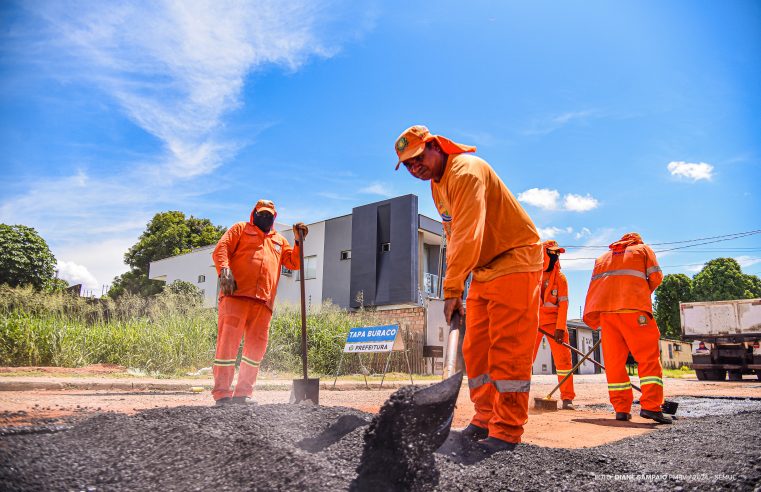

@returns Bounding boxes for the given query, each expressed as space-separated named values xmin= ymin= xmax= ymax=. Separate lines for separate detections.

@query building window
xmin=673 ymin=344 xmax=682 ymax=352
xmin=340 ymin=250 xmax=351 ymax=260
xmin=297 ymin=255 xmax=317 ymax=281
xmin=380 ymin=242 xmax=391 ymax=253
xmin=281 ymin=266 xmax=293 ymax=277
xmin=198 ymin=274 xmax=206 ymax=283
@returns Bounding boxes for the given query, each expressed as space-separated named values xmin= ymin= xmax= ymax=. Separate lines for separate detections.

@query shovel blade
xmin=661 ymin=400 xmax=679 ymax=415
xmin=290 ymin=378 xmax=320 ymax=405
xmin=351 ymin=371 xmax=463 ymax=490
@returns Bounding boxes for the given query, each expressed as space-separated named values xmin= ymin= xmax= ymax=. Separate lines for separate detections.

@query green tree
xmin=743 ymin=273 xmax=761 ymax=298
xmin=166 ymin=279 xmax=204 ymax=305
xmin=108 ymin=212 xmax=225 ymax=298
xmin=692 ymin=258 xmax=755 ymax=301
xmin=45 ymin=277 xmax=70 ymax=293
xmin=0 ymin=224 xmax=57 ymax=290
xmin=654 ymin=274 xmax=693 ymax=338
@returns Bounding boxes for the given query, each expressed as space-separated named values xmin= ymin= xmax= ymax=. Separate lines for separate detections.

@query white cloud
xmin=575 ymin=227 xmax=592 ymax=240
xmin=563 ymin=193 xmax=599 ymax=212
xmin=735 ymin=256 xmax=761 ymax=269
xmin=359 ymin=183 xmax=394 ymax=197
xmin=667 ymin=161 xmax=714 ymax=181
xmin=537 ymin=226 xmax=573 ymax=240
xmin=524 ymin=109 xmax=601 ymax=136
xmin=517 ymin=188 xmax=560 ymax=210
xmin=518 ymin=188 xmax=599 ymax=212
xmin=56 ymin=260 xmax=99 ymax=290
xmin=30 ymin=0 xmax=369 ymax=179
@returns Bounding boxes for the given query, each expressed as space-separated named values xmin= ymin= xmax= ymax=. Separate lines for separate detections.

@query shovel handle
xmin=545 ymin=338 xmax=601 ymax=400
xmin=298 ymin=228 xmax=308 ymax=381
xmin=443 ymin=312 xmax=461 ymax=379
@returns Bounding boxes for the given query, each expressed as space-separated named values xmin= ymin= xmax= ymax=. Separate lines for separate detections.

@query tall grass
xmin=0 ymin=286 xmax=378 ymax=376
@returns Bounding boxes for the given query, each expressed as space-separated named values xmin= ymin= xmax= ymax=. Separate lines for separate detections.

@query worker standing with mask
xmin=395 ymin=125 xmax=542 ymax=455
xmin=211 ymin=199 xmax=309 ymax=405
xmin=583 ymin=232 xmax=671 ymax=424
xmin=532 ymin=240 xmax=575 ymax=409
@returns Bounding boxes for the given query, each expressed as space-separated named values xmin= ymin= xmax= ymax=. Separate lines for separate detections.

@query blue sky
xmin=1 ymin=0 xmax=759 ymax=313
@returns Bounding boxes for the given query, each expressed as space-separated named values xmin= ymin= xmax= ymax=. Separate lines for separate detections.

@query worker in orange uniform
xmin=395 ymin=125 xmax=543 ymax=454
xmin=583 ymin=232 xmax=671 ymax=424
xmin=211 ymin=199 xmax=308 ymax=405
xmin=532 ymin=240 xmax=575 ymax=409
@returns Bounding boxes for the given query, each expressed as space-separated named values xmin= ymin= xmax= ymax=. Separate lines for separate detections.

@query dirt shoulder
xmin=2 ymin=372 xmax=758 ymax=449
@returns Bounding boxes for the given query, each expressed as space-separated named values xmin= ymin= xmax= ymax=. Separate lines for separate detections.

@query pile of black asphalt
xmin=1 ymin=401 xmax=759 ymax=491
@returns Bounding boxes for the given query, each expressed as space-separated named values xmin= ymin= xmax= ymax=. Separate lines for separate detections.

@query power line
xmin=563 ymin=229 xmax=761 ymax=249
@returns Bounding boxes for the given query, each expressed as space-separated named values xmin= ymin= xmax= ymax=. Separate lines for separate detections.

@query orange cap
xmin=543 ymin=240 xmax=566 ymax=254
xmin=394 ymin=125 xmax=476 ymax=170
xmin=254 ymin=199 xmax=277 ymax=216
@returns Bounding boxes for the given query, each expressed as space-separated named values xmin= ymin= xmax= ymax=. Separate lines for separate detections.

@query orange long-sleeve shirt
xmin=212 ymin=215 xmax=300 ymax=311
xmin=540 ymin=268 xmax=569 ymax=330
xmin=583 ymin=242 xmax=663 ymax=329
xmin=431 ymin=153 xmax=543 ymax=298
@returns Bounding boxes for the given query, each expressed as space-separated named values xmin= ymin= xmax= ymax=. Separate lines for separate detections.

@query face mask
xmin=545 ymin=253 xmax=559 ymax=272
xmin=253 ymin=211 xmax=274 ymax=232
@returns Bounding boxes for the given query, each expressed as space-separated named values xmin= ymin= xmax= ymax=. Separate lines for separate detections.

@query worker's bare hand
xmin=444 ymin=297 xmax=465 ymax=325
xmin=219 ymin=267 xmax=237 ymax=296
xmin=554 ymin=329 xmax=566 ymax=344
xmin=292 ymin=222 xmax=309 ymax=241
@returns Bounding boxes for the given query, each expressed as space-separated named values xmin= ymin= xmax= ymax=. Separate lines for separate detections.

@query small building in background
xmin=532 ymin=319 xmax=603 ymax=375
xmin=659 ymin=338 xmax=692 ymax=369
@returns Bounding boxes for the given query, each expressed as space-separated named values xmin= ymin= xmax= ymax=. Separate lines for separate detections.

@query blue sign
xmin=343 ymin=325 xmax=399 ymax=353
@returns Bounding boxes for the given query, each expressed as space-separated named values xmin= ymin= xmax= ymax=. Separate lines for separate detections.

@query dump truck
xmin=680 ymin=298 xmax=761 ymax=381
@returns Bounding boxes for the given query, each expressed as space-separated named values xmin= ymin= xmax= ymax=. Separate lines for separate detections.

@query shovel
xmin=290 ymin=227 xmax=319 ymax=404
xmin=534 ymin=338 xmax=601 ymax=411
xmin=537 ymin=328 xmax=678 ymax=415
xmin=443 ymin=312 xmax=465 ymax=379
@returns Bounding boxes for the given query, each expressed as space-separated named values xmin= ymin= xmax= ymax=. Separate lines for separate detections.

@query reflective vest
xmin=583 ymin=243 xmax=663 ymax=329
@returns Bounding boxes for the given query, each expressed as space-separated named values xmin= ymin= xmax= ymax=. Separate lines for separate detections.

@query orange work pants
xmin=600 ymin=312 xmax=664 ymax=413
xmin=462 ymin=270 xmax=540 ymax=443
xmin=532 ymin=326 xmax=575 ymax=401
xmin=212 ymin=296 xmax=273 ymax=401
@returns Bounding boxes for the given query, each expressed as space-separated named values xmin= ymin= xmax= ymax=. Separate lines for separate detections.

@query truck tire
xmin=728 ymin=370 xmax=743 ymax=381
xmin=707 ymin=369 xmax=726 ymax=381
xmin=757 ymin=371 xmax=761 ymax=381
xmin=695 ymin=370 xmax=709 ymax=381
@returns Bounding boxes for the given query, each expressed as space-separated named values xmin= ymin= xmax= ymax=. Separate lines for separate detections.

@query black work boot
xmin=461 ymin=424 xmax=489 ymax=442
xmin=562 ymin=399 xmax=575 ymax=410
xmin=215 ymin=397 xmax=232 ymax=406
xmin=477 ymin=437 xmax=517 ymax=455
xmin=231 ymin=396 xmax=257 ymax=405
xmin=615 ymin=412 xmax=631 ymax=421
xmin=640 ymin=409 xmax=673 ymax=424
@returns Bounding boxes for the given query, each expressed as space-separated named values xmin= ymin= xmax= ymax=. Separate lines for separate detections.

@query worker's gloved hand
xmin=554 ymin=329 xmax=566 ymax=344
xmin=219 ymin=267 xmax=237 ymax=296
xmin=292 ymin=222 xmax=309 ymax=242
xmin=444 ymin=297 xmax=465 ymax=325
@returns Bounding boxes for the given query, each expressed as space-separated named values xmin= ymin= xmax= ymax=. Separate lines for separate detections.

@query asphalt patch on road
xmin=1 ymin=404 xmax=759 ymax=491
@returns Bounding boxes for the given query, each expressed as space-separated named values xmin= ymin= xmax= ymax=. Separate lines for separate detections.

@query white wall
xmin=276 ymin=221 xmax=325 ymax=311
xmin=532 ymin=335 xmax=554 ymax=375
xmin=576 ymin=328 xmax=597 ymax=375
xmin=149 ymin=246 xmax=218 ymax=307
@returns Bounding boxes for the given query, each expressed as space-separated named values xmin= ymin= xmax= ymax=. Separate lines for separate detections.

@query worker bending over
xmin=395 ymin=125 xmax=542 ymax=454
xmin=583 ymin=232 xmax=671 ymax=424
xmin=211 ymin=199 xmax=308 ymax=405
xmin=532 ymin=240 xmax=575 ymax=409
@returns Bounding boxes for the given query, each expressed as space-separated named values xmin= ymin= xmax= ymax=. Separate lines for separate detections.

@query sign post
xmin=333 ymin=324 xmax=414 ymax=389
